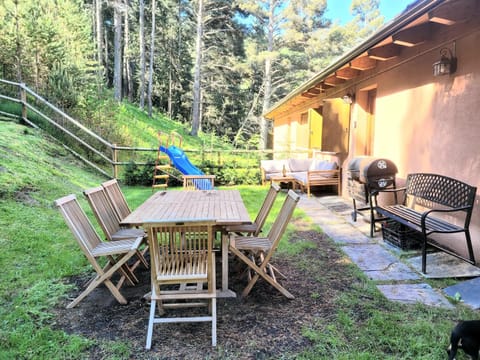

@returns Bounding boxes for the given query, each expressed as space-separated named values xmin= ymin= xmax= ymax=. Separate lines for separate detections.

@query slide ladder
xmin=152 ymin=131 xmax=182 ymax=190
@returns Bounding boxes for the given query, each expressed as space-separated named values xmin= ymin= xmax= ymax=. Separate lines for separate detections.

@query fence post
xmin=112 ymin=143 xmax=118 ymax=179
xmin=20 ymin=83 xmax=27 ymax=123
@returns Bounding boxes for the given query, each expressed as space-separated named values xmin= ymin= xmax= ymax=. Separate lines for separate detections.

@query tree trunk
xmin=259 ymin=0 xmax=274 ymax=150
xmin=233 ymin=82 xmax=263 ymax=148
xmin=168 ymin=50 xmax=173 ymax=119
xmin=104 ymin=25 xmax=109 ymax=79
xmin=139 ymin=0 xmax=146 ymax=110
xmin=147 ymin=0 xmax=156 ymax=117
xmin=95 ymin=0 xmax=104 ymax=84
xmin=14 ymin=0 xmax=22 ymax=83
xmin=113 ymin=0 xmax=123 ymax=102
xmin=190 ymin=0 xmax=203 ymax=137
xmin=123 ymin=0 xmax=133 ymax=102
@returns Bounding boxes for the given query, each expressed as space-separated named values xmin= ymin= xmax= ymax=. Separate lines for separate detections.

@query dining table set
xmin=55 ymin=180 xmax=299 ymax=349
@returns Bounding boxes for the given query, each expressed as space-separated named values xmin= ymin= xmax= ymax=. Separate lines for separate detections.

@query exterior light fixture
xmin=432 ymin=45 xmax=457 ymax=76
xmin=342 ymin=93 xmax=354 ymax=104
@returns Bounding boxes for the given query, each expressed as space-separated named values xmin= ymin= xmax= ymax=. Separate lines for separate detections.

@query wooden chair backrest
xmin=54 ymin=194 xmax=103 ymax=271
xmin=266 ymin=190 xmax=300 ymax=256
xmin=182 ymin=175 xmax=215 ymax=190
xmin=102 ymin=179 xmax=131 ymax=221
xmin=83 ymin=186 xmax=121 ymax=241
xmin=252 ymin=183 xmax=281 ymax=236
xmin=145 ymin=220 xmax=216 ymax=290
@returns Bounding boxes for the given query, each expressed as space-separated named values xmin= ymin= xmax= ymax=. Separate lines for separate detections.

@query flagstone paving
xmin=297 ymin=193 xmax=479 ymax=309
xmin=342 ymin=244 xmax=420 ymax=281
xmin=444 ymin=277 xmax=480 ymax=309
xmin=377 ymin=284 xmax=454 ymax=309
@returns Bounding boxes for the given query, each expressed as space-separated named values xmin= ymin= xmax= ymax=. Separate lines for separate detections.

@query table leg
xmin=219 ymin=231 xmax=236 ymax=298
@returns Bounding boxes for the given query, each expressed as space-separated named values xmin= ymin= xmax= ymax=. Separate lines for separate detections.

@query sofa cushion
xmin=288 ymin=158 xmax=313 ymax=172
xmin=311 ymin=160 xmax=338 ymax=171
xmin=265 ymin=172 xmax=284 ymax=180
xmin=261 ymin=159 xmax=289 ymax=173
xmin=292 ymin=172 xmax=308 ymax=184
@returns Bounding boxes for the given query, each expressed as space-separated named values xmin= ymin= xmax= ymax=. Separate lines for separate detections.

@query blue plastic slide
xmin=159 ymin=145 xmax=213 ymax=190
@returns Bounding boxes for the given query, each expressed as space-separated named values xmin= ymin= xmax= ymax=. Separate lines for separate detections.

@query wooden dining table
xmin=120 ymin=189 xmax=251 ymax=297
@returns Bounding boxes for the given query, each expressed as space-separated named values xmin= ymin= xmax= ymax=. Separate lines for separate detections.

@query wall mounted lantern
xmin=342 ymin=93 xmax=354 ymax=104
xmin=432 ymin=44 xmax=457 ymax=76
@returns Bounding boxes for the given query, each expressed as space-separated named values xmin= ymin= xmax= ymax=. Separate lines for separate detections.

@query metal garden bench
xmin=375 ymin=173 xmax=477 ymax=274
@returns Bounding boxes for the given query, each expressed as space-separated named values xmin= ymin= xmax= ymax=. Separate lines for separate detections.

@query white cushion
xmin=265 ymin=172 xmax=284 ymax=180
xmin=260 ymin=159 xmax=289 ymax=173
xmin=288 ymin=158 xmax=313 ymax=172
xmin=312 ymin=160 xmax=337 ymax=171
xmin=292 ymin=172 xmax=308 ymax=183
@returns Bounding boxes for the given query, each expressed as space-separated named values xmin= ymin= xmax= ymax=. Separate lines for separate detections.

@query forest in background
xmin=0 ymin=0 xmax=384 ymax=148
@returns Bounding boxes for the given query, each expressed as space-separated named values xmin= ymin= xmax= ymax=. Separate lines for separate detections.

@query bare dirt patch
xmin=53 ymin=229 xmax=355 ymax=359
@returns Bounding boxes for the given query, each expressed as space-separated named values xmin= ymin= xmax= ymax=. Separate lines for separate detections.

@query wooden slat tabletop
xmin=121 ymin=189 xmax=250 ymax=298
xmin=121 ymin=189 xmax=250 ymax=226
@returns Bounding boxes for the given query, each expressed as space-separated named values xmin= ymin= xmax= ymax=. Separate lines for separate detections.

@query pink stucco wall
xmin=272 ymin=16 xmax=480 ymax=259
xmin=348 ymin=24 xmax=480 ymax=257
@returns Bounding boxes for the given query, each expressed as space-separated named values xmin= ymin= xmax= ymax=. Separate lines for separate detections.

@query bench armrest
xmin=421 ymin=205 xmax=473 ymax=229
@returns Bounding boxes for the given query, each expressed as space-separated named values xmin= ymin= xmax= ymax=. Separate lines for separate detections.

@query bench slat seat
xmin=378 ymin=205 xmax=465 ymax=234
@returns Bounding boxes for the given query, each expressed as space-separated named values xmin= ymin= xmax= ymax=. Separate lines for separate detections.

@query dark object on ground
xmin=447 ymin=320 xmax=480 ymax=360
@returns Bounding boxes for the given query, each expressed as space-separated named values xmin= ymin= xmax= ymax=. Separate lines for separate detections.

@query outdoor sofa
xmin=260 ymin=157 xmax=341 ymax=197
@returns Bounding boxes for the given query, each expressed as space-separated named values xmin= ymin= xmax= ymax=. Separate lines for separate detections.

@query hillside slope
xmin=95 ymin=102 xmax=235 ymax=151
xmin=0 ymin=121 xmax=113 ymax=357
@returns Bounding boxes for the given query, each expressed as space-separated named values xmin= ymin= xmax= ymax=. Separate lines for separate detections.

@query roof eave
xmin=264 ymin=0 xmax=445 ymax=118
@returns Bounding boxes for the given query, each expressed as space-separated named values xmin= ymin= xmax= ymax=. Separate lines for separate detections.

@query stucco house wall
xmin=348 ymin=23 xmax=480 ymax=257
xmin=266 ymin=0 xmax=480 ymax=260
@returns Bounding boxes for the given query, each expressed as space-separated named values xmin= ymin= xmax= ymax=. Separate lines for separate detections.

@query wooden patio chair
xmin=145 ymin=220 xmax=217 ymax=349
xmin=54 ymin=194 xmax=143 ymax=308
xmin=182 ymin=175 xmax=215 ymax=190
xmin=101 ymin=178 xmax=131 ymax=222
xmin=83 ymin=186 xmax=148 ymax=270
xmin=229 ymin=190 xmax=300 ymax=299
xmin=226 ymin=183 xmax=281 ymax=236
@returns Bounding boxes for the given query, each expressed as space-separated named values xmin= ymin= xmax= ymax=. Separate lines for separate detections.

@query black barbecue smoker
xmin=347 ymin=156 xmax=398 ymax=236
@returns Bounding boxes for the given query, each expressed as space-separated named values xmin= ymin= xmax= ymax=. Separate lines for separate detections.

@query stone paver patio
xmin=297 ymin=193 xmax=480 ymax=309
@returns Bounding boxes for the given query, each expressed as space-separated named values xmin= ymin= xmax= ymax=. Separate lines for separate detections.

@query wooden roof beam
xmin=428 ymin=0 xmax=475 ymax=25
xmin=323 ymin=75 xmax=345 ymax=87
xmin=392 ymin=23 xmax=431 ymax=47
xmin=301 ymin=92 xmax=316 ymax=98
xmin=367 ymin=43 xmax=401 ymax=61
xmin=320 ymin=81 xmax=333 ymax=90
xmin=336 ymin=67 xmax=361 ymax=80
xmin=306 ymin=87 xmax=322 ymax=95
xmin=350 ymin=56 xmax=377 ymax=70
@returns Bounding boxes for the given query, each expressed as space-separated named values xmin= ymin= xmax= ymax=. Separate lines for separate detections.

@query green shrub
xmin=124 ymin=160 xmax=156 ymax=186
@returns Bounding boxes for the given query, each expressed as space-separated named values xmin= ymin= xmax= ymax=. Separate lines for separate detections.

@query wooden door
xmin=322 ymin=98 xmax=350 ymax=154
